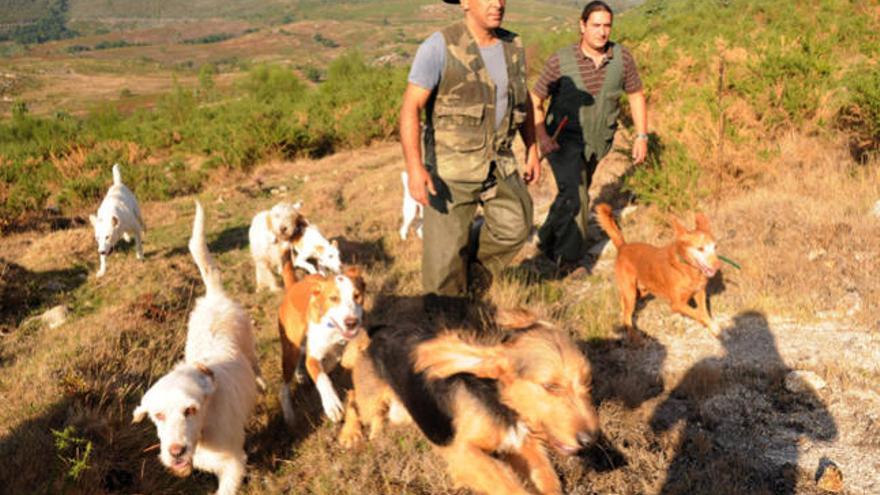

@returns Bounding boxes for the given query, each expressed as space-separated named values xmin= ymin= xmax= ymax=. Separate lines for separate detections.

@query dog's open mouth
xmin=551 ymin=439 xmax=581 ymax=456
xmin=697 ymin=261 xmax=718 ymax=278
xmin=340 ymin=324 xmax=361 ymax=340
xmin=329 ymin=317 xmax=361 ymax=340
xmin=168 ymin=458 xmax=192 ymax=477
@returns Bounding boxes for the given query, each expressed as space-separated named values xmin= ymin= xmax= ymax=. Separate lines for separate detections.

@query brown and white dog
xmin=337 ymin=310 xmax=600 ymax=495
xmin=595 ymin=203 xmax=722 ymax=339
xmin=277 ymin=249 xmax=365 ymax=425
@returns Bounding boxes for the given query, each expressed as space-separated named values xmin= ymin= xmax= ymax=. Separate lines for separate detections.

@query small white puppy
xmin=89 ymin=164 xmax=145 ymax=278
xmin=399 ymin=170 xmax=423 ymax=240
xmin=292 ymin=224 xmax=342 ymax=275
xmin=248 ymin=201 xmax=307 ymax=291
xmin=133 ymin=201 xmax=260 ymax=495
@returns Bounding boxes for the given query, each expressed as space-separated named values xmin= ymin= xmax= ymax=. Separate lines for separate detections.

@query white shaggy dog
xmin=89 ymin=163 xmax=145 ymax=278
xmin=292 ymin=224 xmax=342 ymax=275
xmin=248 ymin=201 xmax=307 ymax=292
xmin=399 ymin=170 xmax=423 ymax=240
xmin=133 ymin=201 xmax=260 ymax=495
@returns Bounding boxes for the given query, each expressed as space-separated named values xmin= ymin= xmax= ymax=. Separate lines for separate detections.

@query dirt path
xmin=588 ymin=245 xmax=880 ymax=494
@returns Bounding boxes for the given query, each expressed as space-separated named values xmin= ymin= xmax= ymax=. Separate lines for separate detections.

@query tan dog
xmin=337 ymin=310 xmax=600 ymax=495
xmin=277 ymin=250 xmax=365 ymax=425
xmin=595 ymin=203 xmax=722 ymax=339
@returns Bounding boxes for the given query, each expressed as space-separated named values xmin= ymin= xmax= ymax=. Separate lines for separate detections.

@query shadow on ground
xmin=649 ymin=311 xmax=837 ymax=494
xmin=0 ymin=258 xmax=88 ymax=336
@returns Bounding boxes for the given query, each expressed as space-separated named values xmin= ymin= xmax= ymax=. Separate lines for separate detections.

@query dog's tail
xmin=280 ymin=248 xmax=298 ymax=289
xmin=189 ymin=201 xmax=223 ymax=297
xmin=595 ymin=203 xmax=625 ymax=249
xmin=112 ymin=163 xmax=123 ymax=186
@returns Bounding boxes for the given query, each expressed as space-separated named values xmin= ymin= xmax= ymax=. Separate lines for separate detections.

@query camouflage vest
xmin=546 ymin=43 xmax=623 ymax=162
xmin=423 ymin=22 xmax=528 ymax=182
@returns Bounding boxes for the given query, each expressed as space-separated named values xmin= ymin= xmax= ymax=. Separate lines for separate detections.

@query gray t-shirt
xmin=408 ymin=31 xmax=509 ymax=129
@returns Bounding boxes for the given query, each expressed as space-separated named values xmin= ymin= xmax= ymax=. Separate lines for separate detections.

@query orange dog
xmin=277 ymin=250 xmax=365 ymax=426
xmin=595 ymin=203 xmax=722 ymax=338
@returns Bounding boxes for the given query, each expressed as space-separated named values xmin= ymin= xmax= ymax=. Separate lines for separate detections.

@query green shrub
xmin=182 ymin=33 xmax=235 ymax=45
xmin=0 ymin=52 xmax=422 ymax=226
xmin=624 ymin=136 xmax=702 ymax=212
xmin=842 ymin=69 xmax=880 ymax=157
xmin=52 ymin=426 xmax=93 ymax=481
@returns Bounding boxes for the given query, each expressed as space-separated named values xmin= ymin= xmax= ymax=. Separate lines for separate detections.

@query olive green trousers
xmin=422 ymin=169 xmax=533 ymax=298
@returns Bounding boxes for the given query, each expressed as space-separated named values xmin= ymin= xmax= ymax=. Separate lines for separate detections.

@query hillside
xmin=1 ymin=0 xmax=606 ymax=27
xmin=0 ymin=0 xmax=879 ymax=493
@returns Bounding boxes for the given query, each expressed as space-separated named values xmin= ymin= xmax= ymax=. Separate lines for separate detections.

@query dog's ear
xmin=495 ymin=308 xmax=538 ymax=330
xmin=132 ymin=403 xmax=148 ymax=423
xmin=694 ymin=212 xmax=712 ymax=234
xmin=414 ymin=333 xmax=512 ymax=382
xmin=111 ymin=215 xmax=119 ymax=228
xmin=89 ymin=214 xmax=98 ymax=227
xmin=194 ymin=363 xmax=216 ymax=397
xmin=294 ymin=214 xmax=308 ymax=238
xmin=670 ymin=215 xmax=688 ymax=237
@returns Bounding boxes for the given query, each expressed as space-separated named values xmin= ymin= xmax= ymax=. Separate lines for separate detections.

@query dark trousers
xmin=538 ymin=142 xmax=595 ymax=263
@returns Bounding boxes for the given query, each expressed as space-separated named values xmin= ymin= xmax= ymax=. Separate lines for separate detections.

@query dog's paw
xmin=322 ymin=394 xmax=345 ymax=423
xmin=338 ymin=422 xmax=363 ymax=449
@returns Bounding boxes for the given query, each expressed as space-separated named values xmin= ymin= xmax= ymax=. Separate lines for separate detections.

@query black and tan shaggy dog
xmin=337 ymin=310 xmax=600 ymax=495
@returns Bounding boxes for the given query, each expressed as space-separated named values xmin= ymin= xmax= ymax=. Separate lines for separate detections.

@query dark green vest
xmin=423 ymin=22 xmax=528 ymax=182
xmin=546 ymin=43 xmax=623 ymax=162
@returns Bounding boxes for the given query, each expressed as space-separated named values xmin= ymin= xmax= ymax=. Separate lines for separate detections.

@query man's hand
xmin=632 ymin=136 xmax=648 ymax=165
xmin=522 ymin=151 xmax=541 ymax=185
xmin=408 ymin=166 xmax=436 ymax=206
xmin=537 ymin=131 xmax=560 ymax=158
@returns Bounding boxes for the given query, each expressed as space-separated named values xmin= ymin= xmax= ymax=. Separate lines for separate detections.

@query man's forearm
xmin=630 ymin=90 xmax=648 ymax=135
xmin=530 ymin=91 xmax=550 ymax=140
xmin=400 ymin=105 xmax=425 ymax=175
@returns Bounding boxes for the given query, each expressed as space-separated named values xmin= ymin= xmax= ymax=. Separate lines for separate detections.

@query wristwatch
xmin=635 ymin=133 xmax=649 ymax=140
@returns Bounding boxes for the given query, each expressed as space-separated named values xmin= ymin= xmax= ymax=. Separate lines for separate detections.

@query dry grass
xmin=0 ymin=135 xmax=878 ymax=493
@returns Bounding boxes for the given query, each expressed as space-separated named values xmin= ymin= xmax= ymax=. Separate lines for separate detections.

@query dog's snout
xmin=577 ymin=431 xmax=597 ymax=449
xmin=280 ymin=226 xmax=288 ymax=234
xmin=344 ymin=316 xmax=359 ymax=330
xmin=169 ymin=443 xmax=187 ymax=458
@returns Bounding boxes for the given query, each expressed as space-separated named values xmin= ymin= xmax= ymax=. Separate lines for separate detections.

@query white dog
xmin=133 ymin=201 xmax=261 ymax=495
xmin=399 ymin=170 xmax=423 ymax=240
xmin=248 ymin=201 xmax=307 ymax=292
xmin=292 ymin=223 xmax=342 ymax=275
xmin=89 ymin=163 xmax=145 ymax=278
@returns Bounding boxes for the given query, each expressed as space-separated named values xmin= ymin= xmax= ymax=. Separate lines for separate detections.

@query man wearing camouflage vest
xmin=400 ymin=0 xmax=540 ymax=317
xmin=532 ymin=0 xmax=648 ymax=270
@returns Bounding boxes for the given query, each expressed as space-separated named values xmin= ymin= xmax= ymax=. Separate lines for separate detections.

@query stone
xmin=785 ymin=370 xmax=826 ymax=394
xmin=815 ymin=459 xmax=844 ymax=493
xmin=40 ymin=305 xmax=68 ymax=329
xmin=807 ymin=248 xmax=826 ymax=261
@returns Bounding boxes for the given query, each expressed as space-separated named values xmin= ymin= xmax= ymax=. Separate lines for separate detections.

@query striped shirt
xmin=532 ymin=42 xmax=642 ymax=100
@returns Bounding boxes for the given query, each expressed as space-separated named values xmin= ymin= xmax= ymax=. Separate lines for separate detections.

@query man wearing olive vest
xmin=532 ymin=0 xmax=648 ymax=269
xmin=400 ymin=0 xmax=541 ymax=318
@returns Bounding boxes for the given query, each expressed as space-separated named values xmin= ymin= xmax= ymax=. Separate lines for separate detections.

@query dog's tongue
xmin=701 ymin=263 xmax=717 ymax=278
